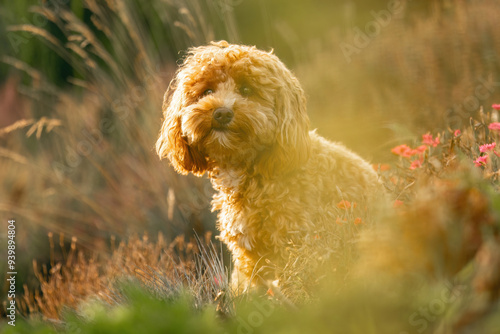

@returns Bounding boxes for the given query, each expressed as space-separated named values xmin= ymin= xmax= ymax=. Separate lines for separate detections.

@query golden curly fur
xmin=156 ymin=41 xmax=385 ymax=295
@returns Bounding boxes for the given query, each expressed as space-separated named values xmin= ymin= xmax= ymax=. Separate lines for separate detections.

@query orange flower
xmin=314 ymin=234 xmax=321 ymax=240
xmin=372 ymin=163 xmax=391 ymax=171
xmin=266 ymin=288 xmax=274 ymax=297
xmin=336 ymin=217 xmax=347 ymax=225
xmin=380 ymin=164 xmax=391 ymax=171
xmin=337 ymin=200 xmax=351 ymax=210
xmin=393 ymin=200 xmax=404 ymax=208
xmin=354 ymin=217 xmax=363 ymax=225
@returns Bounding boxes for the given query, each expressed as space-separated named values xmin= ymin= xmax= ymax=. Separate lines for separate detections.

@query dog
xmin=156 ymin=41 xmax=385 ymax=296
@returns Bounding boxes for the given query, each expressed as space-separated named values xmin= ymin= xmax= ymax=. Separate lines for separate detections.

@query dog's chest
xmin=212 ymin=174 xmax=256 ymax=251
xmin=213 ymin=173 xmax=317 ymax=254
xmin=214 ymin=168 xmax=244 ymax=191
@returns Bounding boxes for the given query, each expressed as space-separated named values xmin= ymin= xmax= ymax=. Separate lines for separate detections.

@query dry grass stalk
xmin=19 ymin=232 xmax=230 ymax=320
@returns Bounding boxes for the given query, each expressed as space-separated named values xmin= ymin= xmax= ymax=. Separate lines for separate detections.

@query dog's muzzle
xmin=212 ymin=107 xmax=234 ymax=129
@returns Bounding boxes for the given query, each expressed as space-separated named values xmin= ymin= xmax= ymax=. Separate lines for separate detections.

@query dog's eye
xmin=239 ymin=85 xmax=253 ymax=97
xmin=202 ymin=89 xmax=214 ymax=96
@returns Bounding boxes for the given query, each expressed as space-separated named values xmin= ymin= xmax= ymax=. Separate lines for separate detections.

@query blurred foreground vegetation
xmin=1 ymin=0 xmax=500 ymax=333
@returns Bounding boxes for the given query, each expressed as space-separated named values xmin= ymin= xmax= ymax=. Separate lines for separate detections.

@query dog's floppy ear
xmin=255 ymin=74 xmax=311 ymax=178
xmin=156 ymin=81 xmax=208 ymax=176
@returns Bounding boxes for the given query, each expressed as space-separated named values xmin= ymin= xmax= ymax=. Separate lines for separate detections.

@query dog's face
xmin=156 ymin=41 xmax=311 ymax=177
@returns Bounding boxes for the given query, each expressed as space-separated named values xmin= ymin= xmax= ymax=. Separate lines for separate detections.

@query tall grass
xmin=17 ymin=231 xmax=231 ymax=320
xmin=296 ymin=0 xmax=500 ymax=158
xmin=0 ymin=0 xmax=236 ymax=268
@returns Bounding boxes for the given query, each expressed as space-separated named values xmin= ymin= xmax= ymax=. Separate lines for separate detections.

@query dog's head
xmin=156 ymin=41 xmax=310 ymax=177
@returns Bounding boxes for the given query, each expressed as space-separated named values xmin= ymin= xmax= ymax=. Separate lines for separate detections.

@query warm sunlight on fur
xmin=156 ymin=41 xmax=386 ymax=296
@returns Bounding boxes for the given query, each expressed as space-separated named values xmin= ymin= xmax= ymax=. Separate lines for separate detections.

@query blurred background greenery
xmin=0 ymin=0 xmax=499 ymax=322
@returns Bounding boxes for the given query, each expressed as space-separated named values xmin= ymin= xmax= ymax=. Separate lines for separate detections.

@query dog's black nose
xmin=213 ymin=107 xmax=234 ymax=126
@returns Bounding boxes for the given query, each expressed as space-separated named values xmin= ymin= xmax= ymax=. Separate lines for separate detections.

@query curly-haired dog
xmin=156 ymin=41 xmax=385 ymax=295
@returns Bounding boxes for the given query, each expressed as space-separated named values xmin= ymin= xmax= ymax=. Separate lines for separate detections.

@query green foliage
xmin=4 ymin=271 xmax=500 ymax=334
xmin=2 ymin=318 xmax=55 ymax=334
xmin=63 ymin=285 xmax=221 ymax=334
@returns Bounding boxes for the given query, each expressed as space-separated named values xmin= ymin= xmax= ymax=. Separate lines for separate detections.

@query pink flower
xmin=422 ymin=133 xmax=440 ymax=147
xmin=479 ymin=142 xmax=496 ymax=153
xmin=415 ymin=145 xmax=427 ymax=154
xmin=391 ymin=144 xmax=413 ymax=158
xmin=213 ymin=274 xmax=225 ymax=287
xmin=488 ymin=123 xmax=500 ymax=131
xmin=454 ymin=129 xmax=461 ymax=137
xmin=410 ymin=159 xmax=422 ymax=170
xmin=474 ymin=155 xmax=489 ymax=167
xmin=492 ymin=104 xmax=500 ymax=111
xmin=422 ymin=133 xmax=433 ymax=144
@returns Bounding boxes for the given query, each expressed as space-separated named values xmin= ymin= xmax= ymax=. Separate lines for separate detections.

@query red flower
xmin=474 ymin=155 xmax=489 ymax=167
xmin=488 ymin=122 xmax=500 ymax=131
xmin=454 ymin=129 xmax=461 ymax=137
xmin=479 ymin=142 xmax=496 ymax=153
xmin=492 ymin=104 xmax=500 ymax=111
